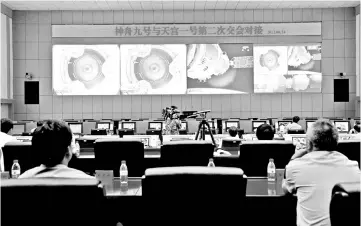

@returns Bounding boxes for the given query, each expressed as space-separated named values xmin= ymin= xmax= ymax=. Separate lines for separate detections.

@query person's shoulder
xmin=65 ymin=167 xmax=94 ymax=179
xmin=18 ymin=166 xmax=42 ymax=179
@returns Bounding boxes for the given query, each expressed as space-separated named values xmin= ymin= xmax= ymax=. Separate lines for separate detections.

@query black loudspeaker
xmin=24 ymin=81 xmax=39 ymax=105
xmin=334 ymin=79 xmax=349 ymax=102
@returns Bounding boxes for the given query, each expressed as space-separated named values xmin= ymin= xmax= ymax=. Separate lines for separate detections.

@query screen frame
xmin=12 ymin=123 xmax=26 ymax=135
xmin=68 ymin=122 xmax=83 ymax=134
xmin=277 ymin=120 xmax=292 ymax=129
xmin=96 ymin=122 xmax=110 ymax=130
xmin=181 ymin=121 xmax=188 ymax=131
xmin=122 ymin=121 xmax=136 ymax=131
xmin=305 ymin=121 xmax=316 ymax=132
xmin=334 ymin=120 xmax=350 ymax=133
xmin=252 ymin=120 xmax=267 ymax=131
xmin=225 ymin=121 xmax=239 ymax=130
xmin=148 ymin=122 xmax=163 ymax=130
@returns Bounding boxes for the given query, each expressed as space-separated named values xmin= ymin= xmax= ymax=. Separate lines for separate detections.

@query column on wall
xmin=1 ymin=10 xmax=14 ymax=119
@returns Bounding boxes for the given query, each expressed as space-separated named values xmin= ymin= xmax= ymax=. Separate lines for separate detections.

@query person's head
xmin=256 ymin=124 xmax=275 ymax=140
xmin=228 ymin=126 xmax=238 ymax=137
xmin=306 ymin=119 xmax=338 ymax=152
xmin=36 ymin=120 xmax=44 ymax=127
xmin=354 ymin=121 xmax=360 ymax=133
xmin=1 ymin=118 xmax=13 ymax=135
xmin=293 ymin=116 xmax=300 ymax=123
xmin=32 ymin=120 xmax=73 ymax=167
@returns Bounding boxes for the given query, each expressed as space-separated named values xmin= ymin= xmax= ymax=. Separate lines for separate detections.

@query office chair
xmin=237 ymin=129 xmax=245 ymax=138
xmin=330 ymin=182 xmax=360 ymax=226
xmin=118 ymin=129 xmax=135 ymax=138
xmin=287 ymin=129 xmax=305 ymax=134
xmin=94 ymin=139 xmax=144 ymax=177
xmin=91 ymin=128 xmax=107 ymax=135
xmin=142 ymin=167 xmax=247 ymax=226
xmin=146 ymin=129 xmax=163 ymax=144
xmin=239 ymin=140 xmax=295 ymax=177
xmin=2 ymin=142 xmax=37 ymax=173
xmin=221 ymin=138 xmax=242 ymax=153
xmin=1 ymin=178 xmax=107 ymax=226
xmin=160 ymin=140 xmax=215 ymax=167
xmin=337 ymin=140 xmax=360 ymax=167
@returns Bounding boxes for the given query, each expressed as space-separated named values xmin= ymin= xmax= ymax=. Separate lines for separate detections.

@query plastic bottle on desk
xmin=11 ymin=160 xmax=21 ymax=179
xmin=207 ymin=158 xmax=215 ymax=167
xmin=267 ymin=158 xmax=276 ymax=181
xmin=119 ymin=160 xmax=128 ymax=185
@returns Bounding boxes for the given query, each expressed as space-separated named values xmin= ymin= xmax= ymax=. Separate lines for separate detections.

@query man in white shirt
xmin=0 ymin=118 xmax=17 ymax=171
xmin=282 ymin=119 xmax=360 ymax=226
xmin=20 ymin=120 xmax=92 ymax=179
xmin=285 ymin=116 xmax=303 ymax=133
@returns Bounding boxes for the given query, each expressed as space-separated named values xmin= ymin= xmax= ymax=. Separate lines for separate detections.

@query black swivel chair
xmin=118 ymin=129 xmax=134 ymax=138
xmin=221 ymin=138 xmax=242 ymax=153
xmin=142 ymin=166 xmax=247 ymax=226
xmin=94 ymin=139 xmax=144 ymax=177
xmin=91 ymin=128 xmax=107 ymax=135
xmin=1 ymin=178 xmax=108 ymax=226
xmin=160 ymin=140 xmax=215 ymax=167
xmin=336 ymin=140 xmax=361 ymax=167
xmin=287 ymin=129 xmax=305 ymax=134
xmin=2 ymin=142 xmax=37 ymax=173
xmin=330 ymin=182 xmax=360 ymax=226
xmin=238 ymin=140 xmax=295 ymax=177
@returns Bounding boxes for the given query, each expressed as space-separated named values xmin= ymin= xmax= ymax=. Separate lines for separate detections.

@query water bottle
xmin=207 ymin=158 xmax=215 ymax=167
xmin=267 ymin=158 xmax=276 ymax=181
xmin=119 ymin=160 xmax=128 ymax=185
xmin=11 ymin=160 xmax=21 ymax=179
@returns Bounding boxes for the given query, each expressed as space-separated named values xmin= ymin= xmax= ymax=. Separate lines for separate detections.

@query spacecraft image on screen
xmin=52 ymin=45 xmax=121 ymax=95
xmin=120 ymin=45 xmax=187 ymax=95
xmin=186 ymin=44 xmax=254 ymax=94
xmin=253 ymin=44 xmax=322 ymax=93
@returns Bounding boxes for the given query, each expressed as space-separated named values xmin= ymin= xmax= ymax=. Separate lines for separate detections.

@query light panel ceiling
xmin=2 ymin=0 xmax=360 ymax=11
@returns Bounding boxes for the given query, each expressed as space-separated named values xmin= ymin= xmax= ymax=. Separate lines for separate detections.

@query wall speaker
xmin=24 ymin=81 xmax=39 ymax=105
xmin=334 ymin=79 xmax=349 ymax=102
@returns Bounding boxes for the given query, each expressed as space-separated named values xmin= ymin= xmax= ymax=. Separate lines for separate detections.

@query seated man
xmin=31 ymin=120 xmax=44 ymax=133
xmin=256 ymin=124 xmax=275 ymax=140
xmin=0 ymin=118 xmax=16 ymax=148
xmin=20 ymin=120 xmax=93 ymax=178
xmin=349 ymin=120 xmax=360 ymax=134
xmin=215 ymin=126 xmax=239 ymax=156
xmin=285 ymin=116 xmax=302 ymax=133
xmin=282 ymin=119 xmax=360 ymax=226
xmin=0 ymin=118 xmax=17 ymax=172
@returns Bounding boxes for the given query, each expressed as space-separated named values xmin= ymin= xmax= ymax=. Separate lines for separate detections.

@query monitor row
xmin=11 ymin=118 xmax=359 ymax=136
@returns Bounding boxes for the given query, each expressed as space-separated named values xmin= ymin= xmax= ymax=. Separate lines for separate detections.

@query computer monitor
xmin=97 ymin=122 xmax=110 ymax=130
xmin=292 ymin=137 xmax=306 ymax=149
xmin=306 ymin=121 xmax=316 ymax=131
xmin=122 ymin=122 xmax=136 ymax=131
xmin=277 ymin=121 xmax=292 ymax=131
xmin=148 ymin=122 xmax=163 ymax=130
xmin=69 ymin=123 xmax=82 ymax=134
xmin=334 ymin=121 xmax=350 ymax=133
xmin=12 ymin=123 xmax=26 ymax=135
xmin=252 ymin=121 xmax=267 ymax=132
xmin=181 ymin=121 xmax=188 ymax=131
xmin=225 ymin=121 xmax=239 ymax=131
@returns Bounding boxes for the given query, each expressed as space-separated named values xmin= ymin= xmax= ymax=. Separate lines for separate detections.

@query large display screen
xmin=253 ymin=44 xmax=322 ymax=93
xmin=52 ymin=43 xmax=321 ymax=95
xmin=186 ymin=44 xmax=253 ymax=94
xmin=53 ymin=45 xmax=121 ymax=95
xmin=120 ymin=44 xmax=187 ymax=95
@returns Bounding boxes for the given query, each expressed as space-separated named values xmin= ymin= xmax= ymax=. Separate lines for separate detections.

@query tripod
xmin=195 ymin=119 xmax=216 ymax=146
